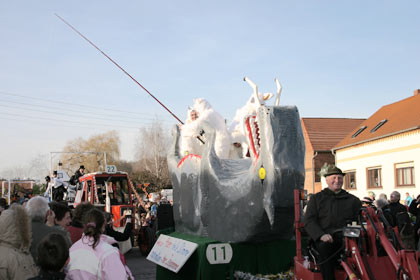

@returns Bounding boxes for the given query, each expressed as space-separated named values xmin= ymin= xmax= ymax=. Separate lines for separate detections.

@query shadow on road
xmin=126 ymin=248 xmax=156 ymax=280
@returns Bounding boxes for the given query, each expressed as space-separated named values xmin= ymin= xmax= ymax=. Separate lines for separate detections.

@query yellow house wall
xmin=335 ymin=129 xmax=420 ymax=199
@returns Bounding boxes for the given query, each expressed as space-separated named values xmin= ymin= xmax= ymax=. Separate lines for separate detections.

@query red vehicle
xmin=74 ymin=171 xmax=136 ymax=227
xmin=294 ymin=189 xmax=420 ymax=280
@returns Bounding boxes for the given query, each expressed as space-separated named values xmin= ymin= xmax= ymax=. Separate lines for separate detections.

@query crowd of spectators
xmin=0 ymin=196 xmax=135 ymax=279
xmin=359 ymin=190 xmax=420 ymax=250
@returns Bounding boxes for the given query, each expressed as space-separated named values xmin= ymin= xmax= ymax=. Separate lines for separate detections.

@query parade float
xmin=151 ymin=78 xmax=305 ymax=280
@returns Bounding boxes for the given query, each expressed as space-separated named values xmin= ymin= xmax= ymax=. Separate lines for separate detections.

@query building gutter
xmin=311 ymin=151 xmax=318 ymax=194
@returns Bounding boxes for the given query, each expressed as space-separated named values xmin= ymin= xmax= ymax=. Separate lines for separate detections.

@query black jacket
xmin=105 ymin=221 xmax=133 ymax=242
xmin=408 ymin=200 xmax=420 ymax=233
xmin=70 ymin=170 xmax=84 ymax=185
xmin=388 ymin=202 xmax=407 ymax=226
xmin=304 ymin=188 xmax=361 ymax=241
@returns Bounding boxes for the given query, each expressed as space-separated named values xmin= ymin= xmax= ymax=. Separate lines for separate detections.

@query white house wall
xmin=335 ymin=129 xmax=420 ymax=200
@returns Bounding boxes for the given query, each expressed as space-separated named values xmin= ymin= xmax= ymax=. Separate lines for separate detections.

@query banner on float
xmin=147 ymin=234 xmax=198 ymax=273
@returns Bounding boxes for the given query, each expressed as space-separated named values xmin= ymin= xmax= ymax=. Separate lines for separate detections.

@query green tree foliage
xmin=32 ymin=184 xmax=45 ymax=195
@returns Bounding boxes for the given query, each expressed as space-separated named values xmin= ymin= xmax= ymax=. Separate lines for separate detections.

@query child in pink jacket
xmin=66 ymin=208 xmax=133 ymax=279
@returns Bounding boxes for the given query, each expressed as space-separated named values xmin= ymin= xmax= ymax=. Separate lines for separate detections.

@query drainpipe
xmin=312 ymin=152 xmax=318 ymax=194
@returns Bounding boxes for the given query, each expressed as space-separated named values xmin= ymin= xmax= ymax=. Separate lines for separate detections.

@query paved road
xmin=126 ymin=248 xmax=156 ymax=280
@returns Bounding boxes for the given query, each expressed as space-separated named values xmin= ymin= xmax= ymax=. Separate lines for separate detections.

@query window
xmin=344 ymin=171 xmax=356 ymax=189
xmin=351 ymin=126 xmax=367 ymax=138
xmin=370 ymin=119 xmax=387 ymax=133
xmin=367 ymin=167 xmax=382 ymax=188
xmin=395 ymin=162 xmax=415 ymax=187
xmin=96 ymin=177 xmax=130 ymax=205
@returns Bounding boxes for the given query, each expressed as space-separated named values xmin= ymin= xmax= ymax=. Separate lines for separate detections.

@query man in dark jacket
xmin=408 ymin=195 xmax=420 ymax=245
xmin=388 ymin=191 xmax=407 ymax=222
xmin=70 ymin=165 xmax=85 ymax=186
xmin=304 ymin=165 xmax=361 ymax=280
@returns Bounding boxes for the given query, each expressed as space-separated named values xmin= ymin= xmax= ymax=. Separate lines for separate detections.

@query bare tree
xmin=134 ymin=120 xmax=171 ymax=191
xmin=27 ymin=153 xmax=50 ymax=180
xmin=59 ymin=130 xmax=121 ymax=174
xmin=0 ymin=153 xmax=49 ymax=181
xmin=0 ymin=165 xmax=27 ymax=180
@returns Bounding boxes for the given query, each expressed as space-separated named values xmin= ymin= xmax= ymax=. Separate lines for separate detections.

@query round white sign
xmin=206 ymin=243 xmax=233 ymax=264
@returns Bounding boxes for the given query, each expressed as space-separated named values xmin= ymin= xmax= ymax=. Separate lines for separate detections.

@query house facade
xmin=301 ymin=118 xmax=365 ymax=194
xmin=333 ymin=90 xmax=420 ymax=199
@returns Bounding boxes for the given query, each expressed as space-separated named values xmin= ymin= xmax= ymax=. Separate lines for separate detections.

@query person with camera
xmin=104 ymin=210 xmax=133 ymax=242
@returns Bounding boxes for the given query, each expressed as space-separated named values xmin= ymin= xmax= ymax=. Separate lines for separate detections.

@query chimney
xmin=414 ymin=89 xmax=420 ymax=96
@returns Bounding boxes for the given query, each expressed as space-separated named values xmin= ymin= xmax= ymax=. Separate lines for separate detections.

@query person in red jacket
xmin=67 ymin=202 xmax=94 ymax=243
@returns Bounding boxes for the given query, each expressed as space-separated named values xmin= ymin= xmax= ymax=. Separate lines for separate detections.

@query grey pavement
xmin=126 ymin=248 xmax=156 ymax=280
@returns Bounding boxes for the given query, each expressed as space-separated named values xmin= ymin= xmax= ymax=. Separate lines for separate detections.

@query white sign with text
xmin=147 ymin=234 xmax=198 ymax=273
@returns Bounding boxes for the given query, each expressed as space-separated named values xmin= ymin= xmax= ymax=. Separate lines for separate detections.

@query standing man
xmin=26 ymin=196 xmax=72 ymax=262
xmin=43 ymin=176 xmax=52 ymax=200
xmin=304 ymin=165 xmax=361 ymax=280
xmin=70 ymin=165 xmax=85 ymax=186
xmin=388 ymin=191 xmax=408 ymax=225
xmin=51 ymin=171 xmax=67 ymax=201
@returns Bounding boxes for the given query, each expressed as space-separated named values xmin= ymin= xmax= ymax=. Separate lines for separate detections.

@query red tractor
xmin=294 ymin=189 xmax=420 ymax=280
xmin=74 ymin=171 xmax=136 ymax=228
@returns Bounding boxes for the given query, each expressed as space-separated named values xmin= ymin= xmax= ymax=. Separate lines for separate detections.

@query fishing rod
xmin=55 ymin=13 xmax=184 ymax=125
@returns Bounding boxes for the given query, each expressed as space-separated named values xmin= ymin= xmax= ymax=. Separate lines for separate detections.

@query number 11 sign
xmin=206 ymin=243 xmax=233 ymax=264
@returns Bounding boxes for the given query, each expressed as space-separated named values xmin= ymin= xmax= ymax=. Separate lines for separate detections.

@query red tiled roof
xmin=334 ymin=93 xmax=420 ymax=149
xmin=301 ymin=118 xmax=365 ymax=151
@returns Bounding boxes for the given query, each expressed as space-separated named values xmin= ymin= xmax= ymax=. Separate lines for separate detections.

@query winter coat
xmin=388 ymin=202 xmax=407 ymax=224
xmin=0 ymin=205 xmax=38 ymax=279
xmin=66 ymin=234 xmax=133 ymax=280
xmin=304 ymin=188 xmax=362 ymax=241
xmin=70 ymin=170 xmax=84 ymax=186
xmin=28 ymin=270 xmax=66 ymax=280
xmin=30 ymin=221 xmax=72 ymax=262
xmin=67 ymin=225 xmax=84 ymax=244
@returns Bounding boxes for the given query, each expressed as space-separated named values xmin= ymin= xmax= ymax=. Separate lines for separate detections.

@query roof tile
xmin=301 ymin=118 xmax=365 ymax=151
xmin=334 ymin=93 xmax=420 ymax=149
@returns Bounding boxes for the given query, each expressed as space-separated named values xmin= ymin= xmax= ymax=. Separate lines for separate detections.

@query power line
xmin=0 ymin=103 xmax=169 ymax=125
xmin=0 ymin=98 xmax=173 ymax=123
xmin=0 ymin=111 xmax=167 ymax=130
xmin=0 ymin=115 xmax=167 ymax=131
xmin=0 ymin=116 xmax=107 ymax=130
xmin=0 ymin=91 xmax=175 ymax=119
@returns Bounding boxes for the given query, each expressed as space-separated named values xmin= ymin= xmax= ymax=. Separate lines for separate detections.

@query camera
xmin=123 ymin=209 xmax=132 ymax=218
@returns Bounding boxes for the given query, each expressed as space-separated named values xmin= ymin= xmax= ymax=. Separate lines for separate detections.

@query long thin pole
xmin=55 ymin=14 xmax=184 ymax=125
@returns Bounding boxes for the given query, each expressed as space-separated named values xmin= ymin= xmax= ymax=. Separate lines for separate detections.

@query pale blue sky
xmin=1 ymin=0 xmax=420 ymax=175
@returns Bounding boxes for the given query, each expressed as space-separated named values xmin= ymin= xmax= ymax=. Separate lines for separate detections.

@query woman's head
xmin=72 ymin=202 xmax=94 ymax=227
xmin=0 ymin=204 xmax=31 ymax=251
xmin=37 ymin=233 xmax=69 ymax=271
xmin=83 ymin=208 xmax=105 ymax=249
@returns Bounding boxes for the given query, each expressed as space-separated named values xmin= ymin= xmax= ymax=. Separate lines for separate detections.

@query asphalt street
xmin=126 ymin=248 xmax=156 ymax=280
